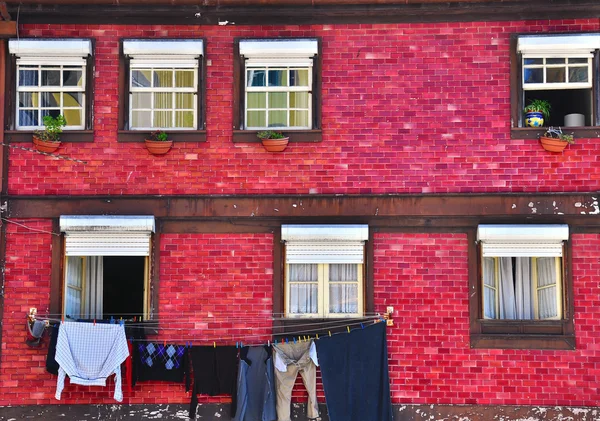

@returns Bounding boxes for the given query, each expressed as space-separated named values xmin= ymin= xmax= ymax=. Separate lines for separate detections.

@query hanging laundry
xmin=54 ymin=321 xmax=130 ymax=402
xmin=272 ymin=340 xmax=319 ymax=421
xmin=233 ymin=345 xmax=276 ymax=421
xmin=25 ymin=319 xmax=46 ymax=348
xmin=132 ymin=342 xmax=188 ymax=385
xmin=187 ymin=345 xmax=238 ymax=419
xmin=46 ymin=324 xmax=60 ymax=375
xmin=314 ymin=321 xmax=393 ymax=421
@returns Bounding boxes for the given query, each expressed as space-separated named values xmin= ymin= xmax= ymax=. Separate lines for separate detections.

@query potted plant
xmin=257 ymin=130 xmax=289 ymax=152
xmin=539 ymin=126 xmax=575 ymax=153
xmin=145 ymin=130 xmax=173 ymax=155
xmin=33 ymin=115 xmax=66 ymax=153
xmin=524 ymin=99 xmax=551 ymax=127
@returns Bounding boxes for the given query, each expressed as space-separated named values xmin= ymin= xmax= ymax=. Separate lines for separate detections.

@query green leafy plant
xmin=543 ymin=127 xmax=575 ymax=144
xmin=257 ymin=130 xmax=287 ymax=140
xmin=149 ymin=130 xmax=169 ymax=142
xmin=34 ymin=115 xmax=66 ymax=142
xmin=524 ymin=99 xmax=551 ymax=122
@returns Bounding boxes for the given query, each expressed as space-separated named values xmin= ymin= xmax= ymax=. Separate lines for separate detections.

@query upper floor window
xmin=472 ymin=224 xmax=573 ymax=349
xmin=233 ymin=39 xmax=322 ymax=142
xmin=282 ymin=225 xmax=368 ymax=318
xmin=8 ymin=39 xmax=92 ymax=131
xmin=514 ymin=34 xmax=600 ymax=129
xmin=122 ymin=39 xmax=203 ymax=131
xmin=60 ymin=215 xmax=155 ymax=321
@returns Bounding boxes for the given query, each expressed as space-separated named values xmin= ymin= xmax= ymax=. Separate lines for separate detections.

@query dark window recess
xmin=524 ymin=89 xmax=593 ymax=127
xmin=103 ymin=256 xmax=145 ymax=320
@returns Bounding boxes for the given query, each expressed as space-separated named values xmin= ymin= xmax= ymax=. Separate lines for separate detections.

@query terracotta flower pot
xmin=539 ymin=136 xmax=568 ymax=153
xmin=33 ymin=135 xmax=61 ymax=153
xmin=145 ymin=139 xmax=173 ymax=155
xmin=260 ymin=137 xmax=289 ymax=152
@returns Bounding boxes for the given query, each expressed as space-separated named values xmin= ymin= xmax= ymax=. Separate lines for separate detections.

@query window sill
xmin=471 ymin=334 xmax=575 ymax=350
xmin=511 ymin=127 xmax=600 ymax=139
xmin=233 ymin=130 xmax=322 ymax=143
xmin=5 ymin=130 xmax=95 ymax=143
xmin=117 ymin=130 xmax=207 ymax=143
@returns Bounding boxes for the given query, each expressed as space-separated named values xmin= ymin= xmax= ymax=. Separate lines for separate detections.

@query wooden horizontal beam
xmin=6 ymin=1 xmax=600 ymax=25
xmin=0 ymin=21 xmax=15 ymax=38
xmin=7 ymin=193 xmax=600 ymax=221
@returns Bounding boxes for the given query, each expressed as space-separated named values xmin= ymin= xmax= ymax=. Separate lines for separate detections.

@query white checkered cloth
xmin=55 ymin=321 xmax=129 ymax=402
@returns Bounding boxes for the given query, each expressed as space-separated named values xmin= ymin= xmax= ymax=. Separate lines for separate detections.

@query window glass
xmin=288 ymin=264 xmax=318 ymax=314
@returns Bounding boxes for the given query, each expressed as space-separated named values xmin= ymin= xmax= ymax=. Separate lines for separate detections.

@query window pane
xmin=569 ymin=67 xmax=588 ymax=83
xmin=290 ymin=284 xmax=318 ymax=314
xmin=268 ymin=92 xmax=287 ymax=109
xmin=329 ymin=284 xmax=358 ymax=313
xmin=65 ymin=288 xmax=82 ymax=319
xmin=569 ymin=58 xmax=588 ymax=64
xmin=154 ymin=70 xmax=173 ymax=88
xmin=247 ymin=69 xmax=266 ymax=87
xmin=523 ymin=58 xmax=543 ymax=65
xmin=290 ymin=111 xmax=309 ymax=127
xmin=484 ymin=287 xmax=496 ymax=319
xmin=132 ymin=70 xmax=152 ymax=88
xmin=41 ymin=109 xmax=61 ymax=119
xmin=329 ymin=264 xmax=357 ymax=282
xmin=63 ymin=69 xmax=83 ymax=87
xmin=290 ymin=264 xmax=318 ymax=282
xmin=290 ymin=92 xmax=309 ymax=108
xmin=66 ymin=256 xmax=83 ymax=287
xmin=268 ymin=70 xmax=287 ymax=87
xmin=41 ymin=92 xmax=60 ymax=107
xmin=175 ymin=111 xmax=194 ymax=128
xmin=538 ymin=286 xmax=558 ymax=319
xmin=19 ymin=92 xmax=38 ymax=108
xmin=132 ymin=110 xmax=152 ymax=128
xmin=63 ymin=92 xmax=83 ymax=107
xmin=19 ymin=69 xmax=38 ymax=86
xmin=546 ymin=67 xmax=565 ymax=83
xmin=175 ymin=93 xmax=194 ymax=110
xmin=154 ymin=111 xmax=172 ymax=127
xmin=546 ymin=58 xmax=565 ymax=65
xmin=537 ymin=257 xmax=557 ymax=287
xmin=247 ymin=92 xmax=266 ymax=109
xmin=154 ymin=93 xmax=172 ymax=109
xmin=175 ymin=70 xmax=195 ymax=88
xmin=63 ymin=109 xmax=82 ymax=127
xmin=268 ymin=111 xmax=287 ymax=127
xmin=290 ymin=69 xmax=309 ymax=86
xmin=247 ymin=111 xmax=265 ymax=127
xmin=41 ymin=70 xmax=61 ymax=86
xmin=132 ymin=92 xmax=152 ymax=109
xmin=18 ymin=110 xmax=38 ymax=127
xmin=482 ymin=257 xmax=496 ymax=318
xmin=524 ymin=68 xmax=543 ymax=84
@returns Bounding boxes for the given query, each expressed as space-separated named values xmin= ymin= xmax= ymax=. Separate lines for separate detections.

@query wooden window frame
xmin=4 ymin=40 xmax=95 ymax=143
xmin=232 ymin=38 xmax=323 ymax=144
xmin=469 ymin=229 xmax=575 ymax=350
xmin=117 ymin=39 xmax=207 ymax=143
xmin=510 ymin=33 xmax=600 ymax=140
xmin=272 ymin=228 xmax=373 ymax=338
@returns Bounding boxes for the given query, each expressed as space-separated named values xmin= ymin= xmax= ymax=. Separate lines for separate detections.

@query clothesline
xmin=35 ymin=312 xmax=385 ymax=319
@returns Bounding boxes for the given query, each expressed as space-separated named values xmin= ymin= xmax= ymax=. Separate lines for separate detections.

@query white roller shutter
xmin=282 ymin=225 xmax=368 ymax=264
xmin=60 ymin=215 xmax=154 ymax=256
xmin=477 ymin=224 xmax=568 ymax=257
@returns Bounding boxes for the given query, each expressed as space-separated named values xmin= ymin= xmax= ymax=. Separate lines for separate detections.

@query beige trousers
xmin=273 ymin=342 xmax=320 ymax=421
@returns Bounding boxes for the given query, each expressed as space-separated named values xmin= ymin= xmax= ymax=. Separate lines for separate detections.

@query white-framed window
xmin=123 ymin=39 xmax=203 ymax=130
xmin=282 ymin=224 xmax=368 ymax=318
xmin=9 ymin=39 xmax=91 ymax=130
xmin=240 ymin=39 xmax=318 ymax=130
xmin=517 ymin=34 xmax=600 ymax=127
xmin=60 ymin=215 xmax=155 ymax=320
xmin=477 ymin=224 xmax=568 ymax=321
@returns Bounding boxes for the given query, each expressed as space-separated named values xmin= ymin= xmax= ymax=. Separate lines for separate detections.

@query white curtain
xmin=83 ymin=256 xmax=103 ymax=319
xmin=328 ymin=264 xmax=358 ymax=314
xmin=483 ymin=256 xmax=558 ymax=320
xmin=289 ymin=264 xmax=318 ymax=314
xmin=65 ymin=256 xmax=83 ymax=319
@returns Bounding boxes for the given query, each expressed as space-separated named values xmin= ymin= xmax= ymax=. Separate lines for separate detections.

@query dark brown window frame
xmin=469 ymin=228 xmax=575 ymax=350
xmin=272 ymin=226 xmax=373 ymax=338
xmin=510 ymin=32 xmax=600 ymax=140
xmin=3 ymin=38 xmax=95 ymax=143
xmin=232 ymin=37 xmax=323 ymax=144
xmin=117 ymin=38 xmax=207 ymax=143
xmin=49 ymin=219 xmax=161 ymax=330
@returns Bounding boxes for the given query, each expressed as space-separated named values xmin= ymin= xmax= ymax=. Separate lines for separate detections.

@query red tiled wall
xmin=8 ymin=19 xmax=600 ymax=195
xmin=0 ymin=231 xmax=274 ymax=405
xmin=374 ymin=233 xmax=600 ymax=406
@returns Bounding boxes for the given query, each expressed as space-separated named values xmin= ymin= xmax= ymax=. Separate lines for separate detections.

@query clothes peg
xmin=328 ymin=331 xmax=331 ymax=337
xmin=214 ymin=342 xmax=216 ymax=348
xmin=268 ymin=340 xmax=270 ymax=346
xmin=361 ymin=323 xmax=364 ymax=329
xmin=110 ymin=316 xmax=114 ymax=324
xmin=240 ymin=342 xmax=243 ymax=348
xmin=285 ymin=338 xmax=289 ymax=343
xmin=315 ymin=334 xmax=319 ymax=340
xmin=164 ymin=340 xmax=167 ymax=347
xmin=236 ymin=342 xmax=238 ymax=349
xmin=293 ymin=337 xmax=297 ymax=344
xmin=347 ymin=326 xmax=350 ymax=333
xmin=93 ymin=319 xmax=96 ymax=326
xmin=274 ymin=339 xmax=278 ymax=345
